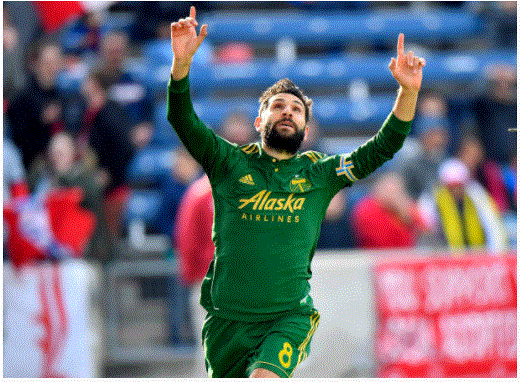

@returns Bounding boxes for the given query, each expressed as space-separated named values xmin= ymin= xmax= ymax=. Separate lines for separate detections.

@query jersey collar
xmin=257 ymin=142 xmax=300 ymax=164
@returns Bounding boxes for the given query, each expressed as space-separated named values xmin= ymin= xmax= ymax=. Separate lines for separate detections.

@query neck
xmin=261 ymin=142 xmax=296 ymax=160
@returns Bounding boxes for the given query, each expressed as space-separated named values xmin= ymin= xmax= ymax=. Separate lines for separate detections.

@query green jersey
xmin=167 ymin=75 xmax=411 ymax=322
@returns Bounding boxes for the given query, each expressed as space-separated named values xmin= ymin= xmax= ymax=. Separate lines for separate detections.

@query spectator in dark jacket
xmin=77 ymin=70 xmax=134 ymax=238
xmin=6 ymin=39 xmax=73 ymax=170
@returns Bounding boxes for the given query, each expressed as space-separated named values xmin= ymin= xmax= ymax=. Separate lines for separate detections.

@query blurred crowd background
xmin=3 ymin=1 xmax=517 ymax=378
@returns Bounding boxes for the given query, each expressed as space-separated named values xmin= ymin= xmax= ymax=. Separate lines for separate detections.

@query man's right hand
xmin=170 ymin=5 xmax=208 ymax=80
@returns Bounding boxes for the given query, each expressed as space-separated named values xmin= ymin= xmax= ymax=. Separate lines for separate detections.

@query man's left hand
xmin=389 ymin=33 xmax=426 ymax=93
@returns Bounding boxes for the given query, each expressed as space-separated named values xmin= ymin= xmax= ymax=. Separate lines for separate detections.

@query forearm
xmin=392 ymin=87 xmax=419 ymax=122
xmin=167 ymin=75 xmax=230 ymax=179
xmin=351 ymin=113 xmax=412 ymax=179
xmin=167 ymin=75 xmax=209 ymax=156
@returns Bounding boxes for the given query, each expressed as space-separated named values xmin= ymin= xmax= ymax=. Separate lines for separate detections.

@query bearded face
xmin=261 ymin=117 xmax=306 ymax=155
xmin=256 ymin=93 xmax=308 ymax=155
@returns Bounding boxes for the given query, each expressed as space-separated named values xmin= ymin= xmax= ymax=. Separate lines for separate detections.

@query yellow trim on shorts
xmin=290 ymin=311 xmax=320 ymax=377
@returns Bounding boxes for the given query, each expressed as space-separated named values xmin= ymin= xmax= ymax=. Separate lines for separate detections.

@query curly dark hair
xmin=258 ymin=78 xmax=313 ymax=122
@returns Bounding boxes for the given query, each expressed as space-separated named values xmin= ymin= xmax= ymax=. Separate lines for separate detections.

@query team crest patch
xmin=335 ymin=155 xmax=357 ymax=182
xmin=290 ymin=177 xmax=312 ymax=193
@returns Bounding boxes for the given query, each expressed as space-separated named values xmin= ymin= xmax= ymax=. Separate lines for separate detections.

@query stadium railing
xmin=105 ymin=258 xmax=195 ymax=364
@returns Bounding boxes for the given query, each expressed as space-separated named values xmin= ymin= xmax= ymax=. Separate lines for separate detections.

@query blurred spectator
xmin=220 ymin=110 xmax=256 ymax=144
xmin=316 ymin=189 xmax=354 ymax=249
xmin=457 ymin=136 xmax=517 ymax=249
xmin=3 ymin=132 xmax=29 ymax=261
xmin=27 ymin=132 xmax=113 ymax=263
xmin=77 ymin=70 xmax=134 ymax=238
xmin=3 ymin=2 xmax=41 ymax=57
xmin=215 ymin=42 xmax=254 ymax=64
xmin=6 ymin=38 xmax=72 ymax=170
xmin=401 ymin=93 xmax=450 ymax=200
xmin=32 ymin=1 xmax=85 ymax=34
xmin=485 ymin=1 xmax=516 ymax=48
xmin=473 ymin=63 xmax=516 ymax=165
xmin=301 ymin=117 xmax=321 ymax=152
xmin=78 ymin=70 xmax=134 ymax=193
xmin=3 ymin=138 xmax=29 ymax=202
xmin=60 ymin=10 xmax=103 ymax=57
xmin=418 ymin=158 xmax=507 ymax=251
xmin=131 ymin=121 xmax=154 ymax=151
xmin=503 ymin=155 xmax=517 ymax=210
xmin=94 ymin=30 xmax=152 ymax=127
xmin=155 ymin=147 xmax=201 ymax=235
xmin=174 ymin=175 xmax=214 ymax=287
xmin=351 ymin=172 xmax=427 ymax=249
xmin=457 ymin=135 xmax=513 ymax=214
xmin=3 ymin=8 xmax=26 ymax=102
xmin=171 ymin=174 xmax=213 ymax=353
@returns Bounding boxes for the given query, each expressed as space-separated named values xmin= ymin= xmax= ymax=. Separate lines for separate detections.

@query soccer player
xmin=168 ymin=6 xmax=425 ymax=378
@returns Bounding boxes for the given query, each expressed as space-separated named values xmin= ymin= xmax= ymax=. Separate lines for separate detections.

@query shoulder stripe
xmin=301 ymin=151 xmax=323 ymax=163
xmin=241 ymin=143 xmax=259 ymax=155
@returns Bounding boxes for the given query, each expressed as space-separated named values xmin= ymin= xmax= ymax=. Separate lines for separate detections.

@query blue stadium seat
xmin=103 ymin=12 xmax=136 ymax=34
xmin=152 ymin=102 xmax=182 ymax=147
xmin=125 ymin=148 xmax=176 ymax=186
xmin=156 ymin=95 xmax=397 ymax=133
xmin=201 ymin=10 xmax=485 ymax=45
xmin=147 ymin=50 xmax=516 ymax=95
xmin=123 ymin=190 xmax=163 ymax=229
xmin=142 ymin=40 xmax=173 ymax=67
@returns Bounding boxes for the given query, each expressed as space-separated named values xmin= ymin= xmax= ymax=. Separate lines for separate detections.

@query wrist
xmin=171 ymin=59 xmax=192 ymax=81
xmin=398 ymin=86 xmax=419 ymax=97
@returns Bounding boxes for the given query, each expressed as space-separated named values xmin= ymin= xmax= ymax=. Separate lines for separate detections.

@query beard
xmin=262 ymin=119 xmax=305 ymax=155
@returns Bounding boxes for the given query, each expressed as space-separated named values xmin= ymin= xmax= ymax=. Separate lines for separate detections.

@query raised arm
xmin=388 ymin=33 xmax=426 ymax=121
xmin=170 ymin=5 xmax=208 ymax=80
xmin=167 ymin=7 xmax=233 ymax=183
xmin=325 ymin=34 xmax=427 ymax=192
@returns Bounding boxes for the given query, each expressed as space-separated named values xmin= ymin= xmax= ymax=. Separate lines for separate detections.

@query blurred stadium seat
xmin=148 ymin=50 xmax=516 ymax=98
xmin=123 ymin=190 xmax=163 ymax=230
xmin=125 ymin=148 xmax=176 ymax=186
xmin=201 ymin=10 xmax=485 ymax=45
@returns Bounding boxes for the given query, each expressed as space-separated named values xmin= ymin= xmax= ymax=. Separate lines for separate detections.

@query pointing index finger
xmin=397 ymin=33 xmax=405 ymax=58
xmin=190 ymin=5 xmax=196 ymax=19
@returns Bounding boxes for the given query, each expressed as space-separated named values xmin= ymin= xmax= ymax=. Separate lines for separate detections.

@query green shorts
xmin=201 ymin=309 xmax=320 ymax=378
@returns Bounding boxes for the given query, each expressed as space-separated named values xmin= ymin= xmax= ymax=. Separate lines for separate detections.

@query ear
xmin=254 ymin=116 xmax=262 ymax=132
xmin=303 ymin=124 xmax=309 ymax=140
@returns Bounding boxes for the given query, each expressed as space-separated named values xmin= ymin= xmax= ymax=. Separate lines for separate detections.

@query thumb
xmin=196 ymin=24 xmax=208 ymax=47
xmin=389 ymin=57 xmax=397 ymax=72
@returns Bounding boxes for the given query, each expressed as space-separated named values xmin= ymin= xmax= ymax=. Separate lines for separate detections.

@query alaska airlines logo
xmin=238 ymin=190 xmax=305 ymax=213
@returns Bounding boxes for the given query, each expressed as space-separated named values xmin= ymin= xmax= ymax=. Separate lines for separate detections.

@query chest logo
xmin=238 ymin=190 xmax=305 ymax=213
xmin=239 ymin=174 xmax=255 ymax=186
xmin=290 ymin=178 xmax=312 ymax=193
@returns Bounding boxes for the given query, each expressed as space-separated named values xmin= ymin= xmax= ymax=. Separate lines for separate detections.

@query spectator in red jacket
xmin=351 ymin=172 xmax=428 ymax=249
xmin=174 ymin=174 xmax=214 ymax=285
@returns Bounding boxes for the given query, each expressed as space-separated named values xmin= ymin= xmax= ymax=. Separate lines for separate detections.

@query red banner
xmin=374 ymin=254 xmax=516 ymax=378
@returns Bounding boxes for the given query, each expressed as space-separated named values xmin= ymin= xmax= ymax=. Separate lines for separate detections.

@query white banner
xmin=3 ymin=260 xmax=103 ymax=378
